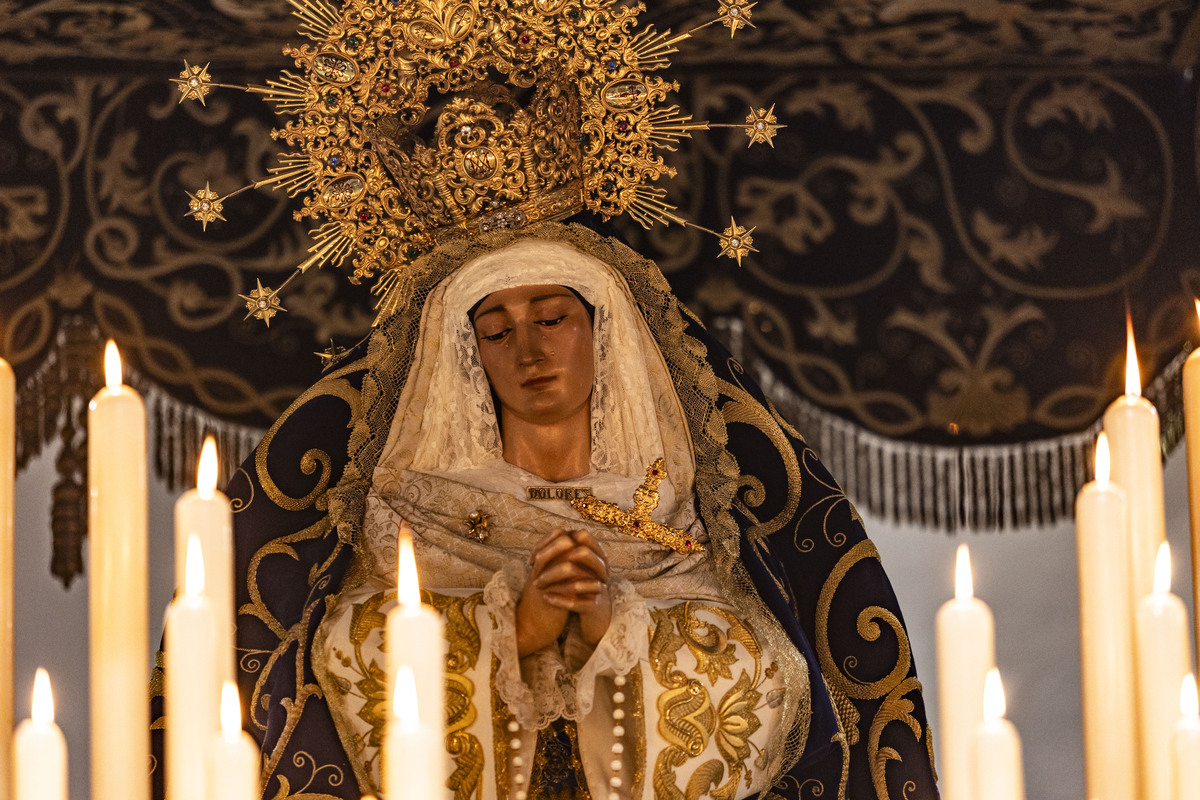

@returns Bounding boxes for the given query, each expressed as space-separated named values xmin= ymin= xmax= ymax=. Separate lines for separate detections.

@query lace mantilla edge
xmin=324 ymin=221 xmax=812 ymax=785
xmin=484 ymin=564 xmax=648 ymax=731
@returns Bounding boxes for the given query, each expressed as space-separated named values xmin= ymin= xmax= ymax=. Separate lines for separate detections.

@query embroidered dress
xmin=317 ymin=474 xmax=799 ymax=798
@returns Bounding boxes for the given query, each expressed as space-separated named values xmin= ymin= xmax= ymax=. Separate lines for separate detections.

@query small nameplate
xmin=527 ymin=486 xmax=594 ymax=502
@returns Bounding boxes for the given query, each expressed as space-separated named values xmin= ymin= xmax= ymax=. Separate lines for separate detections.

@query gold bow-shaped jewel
xmin=570 ymin=459 xmax=702 ymax=555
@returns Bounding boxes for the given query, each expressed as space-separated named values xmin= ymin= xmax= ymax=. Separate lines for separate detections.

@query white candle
xmin=12 ymin=668 xmax=67 ymax=800
xmin=166 ymin=536 xmax=220 ymax=800
xmin=385 ymin=522 xmax=445 ymax=732
xmin=1172 ymin=674 xmax=1200 ymax=800
xmin=0 ymin=356 xmax=13 ymax=800
xmin=1103 ymin=317 xmax=1166 ymax=604
xmin=208 ymin=681 xmax=260 ymax=800
xmin=935 ymin=543 xmax=995 ymax=800
xmin=176 ymin=436 xmax=235 ymax=688
xmin=1074 ymin=432 xmax=1138 ymax=800
xmin=971 ymin=668 xmax=1025 ymax=800
xmin=384 ymin=666 xmax=444 ymax=800
xmin=1135 ymin=542 xmax=1193 ymax=800
xmin=1182 ymin=300 xmax=1200 ymax=672
xmin=87 ymin=340 xmax=149 ymax=800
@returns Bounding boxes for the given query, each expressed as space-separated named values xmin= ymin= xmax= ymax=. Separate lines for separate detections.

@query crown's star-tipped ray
xmin=172 ymin=62 xmax=249 ymax=105
xmin=717 ymin=217 xmax=757 ymax=265
xmin=239 ymin=278 xmax=286 ymax=326
xmin=707 ymin=105 xmax=785 ymax=147
xmin=717 ymin=0 xmax=757 ymax=37
xmin=677 ymin=0 xmax=757 ymax=40
xmin=173 ymin=62 xmax=214 ymax=105
xmin=681 ymin=218 xmax=758 ymax=266
xmin=286 ymin=0 xmax=340 ymax=41
xmin=185 ymin=183 xmax=225 ymax=231
xmin=743 ymin=105 xmax=781 ymax=146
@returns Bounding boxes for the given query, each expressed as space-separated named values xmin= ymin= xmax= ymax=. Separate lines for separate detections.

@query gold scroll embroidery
xmin=425 ymin=590 xmax=485 ymax=800
xmin=649 ymin=601 xmax=767 ymax=800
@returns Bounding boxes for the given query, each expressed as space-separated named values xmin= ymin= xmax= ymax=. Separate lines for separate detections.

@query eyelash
xmin=480 ymin=315 xmax=567 ymax=342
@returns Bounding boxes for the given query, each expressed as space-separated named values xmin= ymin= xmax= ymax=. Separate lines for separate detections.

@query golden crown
xmin=174 ymin=0 xmax=780 ymax=323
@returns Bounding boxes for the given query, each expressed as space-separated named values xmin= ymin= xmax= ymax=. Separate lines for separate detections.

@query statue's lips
xmin=521 ymin=375 xmax=555 ymax=389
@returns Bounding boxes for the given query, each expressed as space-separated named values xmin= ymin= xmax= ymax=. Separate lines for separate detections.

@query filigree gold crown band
xmin=175 ymin=0 xmax=782 ymax=325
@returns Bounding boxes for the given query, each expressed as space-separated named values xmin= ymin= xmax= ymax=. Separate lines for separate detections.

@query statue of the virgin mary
xmin=152 ymin=2 xmax=940 ymax=798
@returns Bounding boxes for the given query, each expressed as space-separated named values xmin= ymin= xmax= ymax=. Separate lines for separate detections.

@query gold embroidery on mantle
xmin=815 ymin=540 xmax=929 ymax=797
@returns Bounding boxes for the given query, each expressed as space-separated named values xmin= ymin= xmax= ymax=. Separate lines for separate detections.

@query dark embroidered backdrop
xmin=2 ymin=0 xmax=1199 ymax=582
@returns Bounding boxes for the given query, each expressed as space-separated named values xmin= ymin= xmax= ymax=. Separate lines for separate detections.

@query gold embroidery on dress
xmin=649 ymin=601 xmax=767 ymax=799
xmin=629 ymin=669 xmax=648 ymax=799
xmin=491 ymin=657 xmax=515 ymax=800
xmin=425 ymin=591 xmax=485 ymax=800
xmin=325 ymin=590 xmax=392 ymax=779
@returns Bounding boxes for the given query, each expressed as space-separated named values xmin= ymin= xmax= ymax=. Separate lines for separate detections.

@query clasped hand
xmin=515 ymin=529 xmax=611 ymax=657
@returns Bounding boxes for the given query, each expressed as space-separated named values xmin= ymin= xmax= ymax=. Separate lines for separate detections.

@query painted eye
xmin=480 ymin=328 xmax=510 ymax=342
xmin=536 ymin=315 xmax=567 ymax=326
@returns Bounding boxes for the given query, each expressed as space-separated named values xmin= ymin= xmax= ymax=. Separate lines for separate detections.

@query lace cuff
xmin=483 ymin=563 xmax=570 ymax=731
xmin=564 ymin=578 xmax=649 ymax=719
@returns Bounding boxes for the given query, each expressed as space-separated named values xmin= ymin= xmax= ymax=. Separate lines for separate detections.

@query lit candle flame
xmin=1194 ymin=299 xmax=1200 ymax=329
xmin=1124 ymin=311 xmax=1141 ymax=397
xmin=397 ymin=521 xmax=421 ymax=609
xmin=954 ymin=543 xmax=973 ymax=600
xmin=32 ymin=667 xmax=54 ymax=725
xmin=184 ymin=535 xmax=206 ymax=599
xmin=392 ymin=665 xmax=419 ymax=729
xmin=1153 ymin=541 xmax=1172 ymax=595
xmin=983 ymin=667 xmax=1006 ymax=721
xmin=1181 ymin=673 xmax=1199 ymax=719
xmin=221 ymin=680 xmax=242 ymax=741
xmin=197 ymin=435 xmax=218 ymax=499
xmin=104 ymin=340 xmax=122 ymax=391
xmin=1094 ymin=432 xmax=1110 ymax=484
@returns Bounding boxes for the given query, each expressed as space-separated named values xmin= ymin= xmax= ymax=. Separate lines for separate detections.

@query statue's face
xmin=472 ymin=284 xmax=594 ymax=427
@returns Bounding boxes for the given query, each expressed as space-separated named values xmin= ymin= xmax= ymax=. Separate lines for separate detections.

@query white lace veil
xmin=375 ymin=238 xmax=696 ymax=512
